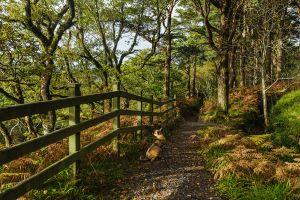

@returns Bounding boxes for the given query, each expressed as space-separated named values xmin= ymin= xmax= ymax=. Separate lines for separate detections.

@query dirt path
xmin=117 ymin=120 xmax=224 ymax=200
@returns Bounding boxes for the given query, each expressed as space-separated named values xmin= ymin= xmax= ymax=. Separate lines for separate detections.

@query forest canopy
xmin=0 ymin=0 xmax=299 ymax=145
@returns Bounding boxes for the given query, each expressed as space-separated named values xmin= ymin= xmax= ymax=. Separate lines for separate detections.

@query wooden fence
xmin=0 ymin=84 xmax=177 ymax=199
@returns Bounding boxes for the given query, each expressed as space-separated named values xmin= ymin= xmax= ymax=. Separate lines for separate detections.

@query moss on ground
xmin=271 ymin=89 xmax=300 ymax=148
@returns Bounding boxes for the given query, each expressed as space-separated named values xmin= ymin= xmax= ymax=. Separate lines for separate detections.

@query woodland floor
xmin=113 ymin=119 xmax=224 ymax=200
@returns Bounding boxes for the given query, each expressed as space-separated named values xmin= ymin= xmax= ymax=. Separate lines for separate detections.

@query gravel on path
xmin=117 ymin=120 xmax=224 ymax=200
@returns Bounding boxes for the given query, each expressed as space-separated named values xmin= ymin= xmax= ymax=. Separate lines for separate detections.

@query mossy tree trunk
xmin=22 ymin=0 xmax=75 ymax=134
xmin=217 ymin=53 xmax=230 ymax=113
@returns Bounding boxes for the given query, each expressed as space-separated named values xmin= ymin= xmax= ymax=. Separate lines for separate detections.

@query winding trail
xmin=117 ymin=120 xmax=223 ymax=200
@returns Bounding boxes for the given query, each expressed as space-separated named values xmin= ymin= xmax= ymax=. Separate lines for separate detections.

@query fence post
xmin=69 ymin=83 xmax=81 ymax=179
xmin=149 ymin=95 xmax=154 ymax=125
xmin=112 ymin=81 xmax=120 ymax=156
xmin=137 ymin=91 xmax=143 ymax=140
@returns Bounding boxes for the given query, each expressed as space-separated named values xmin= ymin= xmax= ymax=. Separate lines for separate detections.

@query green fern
xmin=247 ymin=134 xmax=271 ymax=145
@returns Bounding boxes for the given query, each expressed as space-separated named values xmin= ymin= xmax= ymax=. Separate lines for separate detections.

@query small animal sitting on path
xmin=140 ymin=140 xmax=162 ymax=162
xmin=153 ymin=128 xmax=166 ymax=142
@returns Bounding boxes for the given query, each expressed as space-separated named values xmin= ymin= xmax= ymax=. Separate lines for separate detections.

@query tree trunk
xmin=103 ymin=71 xmax=112 ymax=113
xmin=217 ymin=53 xmax=229 ymax=113
xmin=274 ymin=7 xmax=288 ymax=79
xmin=15 ymin=82 xmax=38 ymax=138
xmin=239 ymin=2 xmax=247 ymax=87
xmin=164 ymin=1 xmax=174 ymax=98
xmin=164 ymin=37 xmax=171 ymax=98
xmin=24 ymin=116 xmax=38 ymax=138
xmin=187 ymin=64 xmax=191 ymax=98
xmin=274 ymin=38 xmax=283 ymax=79
xmin=103 ymin=71 xmax=109 ymax=90
xmin=230 ymin=46 xmax=237 ymax=88
xmin=266 ymin=34 xmax=273 ymax=84
xmin=252 ymin=45 xmax=259 ymax=86
xmin=65 ymin=56 xmax=78 ymax=84
xmin=217 ymin=2 xmax=231 ymax=114
xmin=253 ymin=56 xmax=259 ymax=86
xmin=40 ymin=66 xmax=56 ymax=134
xmin=0 ymin=122 xmax=12 ymax=147
xmin=192 ymin=55 xmax=197 ymax=97
xmin=193 ymin=0 xmax=236 ymax=113
xmin=261 ymin=49 xmax=270 ymax=127
xmin=239 ymin=46 xmax=246 ymax=87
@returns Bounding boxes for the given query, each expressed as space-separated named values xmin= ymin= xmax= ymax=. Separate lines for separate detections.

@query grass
xmin=248 ymin=182 xmax=292 ymax=200
xmin=217 ymin=175 xmax=293 ymax=200
xmin=28 ymin=169 xmax=96 ymax=200
xmin=200 ymin=146 xmax=231 ymax=167
xmin=217 ymin=175 xmax=249 ymax=199
xmin=271 ymin=90 xmax=300 ymax=148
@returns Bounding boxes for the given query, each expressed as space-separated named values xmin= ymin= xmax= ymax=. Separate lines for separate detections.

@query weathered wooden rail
xmin=0 ymin=84 xmax=177 ymax=199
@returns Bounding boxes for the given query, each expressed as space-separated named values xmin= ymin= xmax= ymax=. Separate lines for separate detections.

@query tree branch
xmin=0 ymin=87 xmax=22 ymax=104
xmin=50 ymin=0 xmax=76 ymax=53
xmin=78 ymin=27 xmax=105 ymax=71
xmin=95 ymin=0 xmax=114 ymax=68
xmin=24 ymin=0 xmax=49 ymax=46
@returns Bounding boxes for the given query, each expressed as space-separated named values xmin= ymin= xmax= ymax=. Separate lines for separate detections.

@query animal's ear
xmin=159 ymin=127 xmax=163 ymax=131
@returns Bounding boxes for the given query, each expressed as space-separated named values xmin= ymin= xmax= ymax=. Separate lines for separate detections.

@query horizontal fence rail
xmin=0 ymin=126 xmax=155 ymax=200
xmin=0 ymin=91 xmax=170 ymax=122
xmin=0 ymin=86 xmax=178 ymax=200
xmin=0 ymin=92 xmax=120 ymax=122
xmin=119 ymin=109 xmax=162 ymax=117
xmin=119 ymin=91 xmax=162 ymax=105
xmin=0 ymin=111 xmax=119 ymax=165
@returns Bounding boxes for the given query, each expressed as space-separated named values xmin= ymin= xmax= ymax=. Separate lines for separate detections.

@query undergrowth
xmin=28 ymin=169 xmax=94 ymax=200
xmin=218 ymin=175 xmax=293 ymax=200
xmin=198 ymin=85 xmax=300 ymax=199
xmin=200 ymin=87 xmax=263 ymax=133
xmin=198 ymin=126 xmax=300 ymax=199
xmin=0 ymin=115 xmax=181 ymax=199
xmin=26 ymin=136 xmax=152 ymax=199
